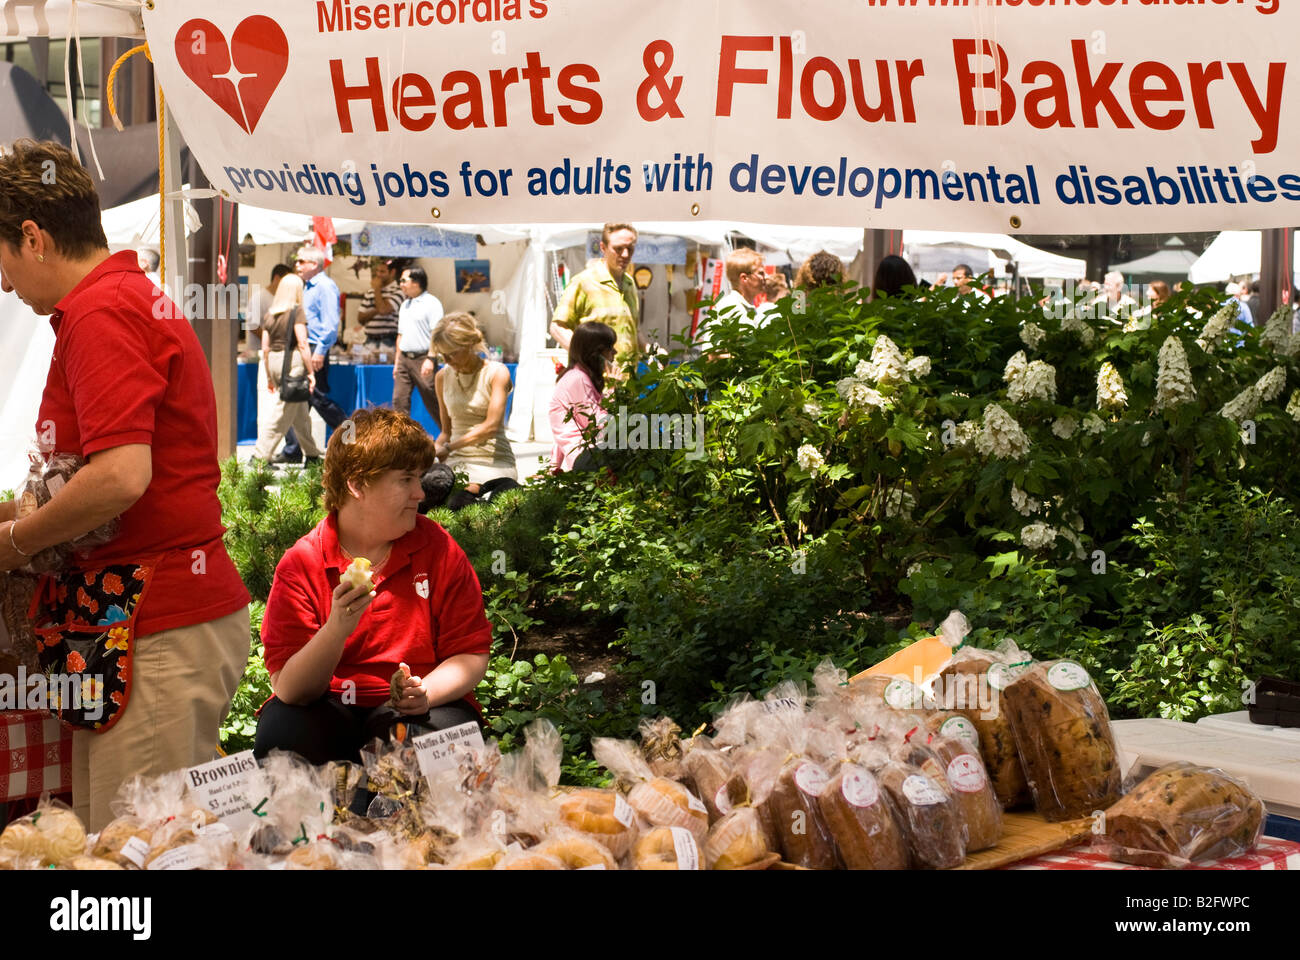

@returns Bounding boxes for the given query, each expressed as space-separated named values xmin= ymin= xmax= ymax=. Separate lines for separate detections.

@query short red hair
xmin=321 ymin=408 xmax=436 ymax=512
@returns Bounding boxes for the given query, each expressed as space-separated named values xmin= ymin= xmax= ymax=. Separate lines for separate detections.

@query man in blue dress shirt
xmin=279 ymin=246 xmax=348 ymax=463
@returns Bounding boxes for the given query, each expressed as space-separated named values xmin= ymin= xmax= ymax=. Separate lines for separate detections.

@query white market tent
xmin=1188 ymin=230 xmax=1300 ymax=284
xmin=1109 ymin=246 xmax=1200 ymax=279
xmin=904 ymin=231 xmax=1087 ymax=279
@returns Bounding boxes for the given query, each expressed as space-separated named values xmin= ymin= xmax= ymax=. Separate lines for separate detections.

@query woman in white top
xmin=431 ymin=312 xmax=517 ymax=495
xmin=252 ymin=272 xmax=324 ymax=463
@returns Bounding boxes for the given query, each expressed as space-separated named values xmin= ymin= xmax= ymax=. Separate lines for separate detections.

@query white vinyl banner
xmin=143 ymin=1 xmax=1296 ymax=231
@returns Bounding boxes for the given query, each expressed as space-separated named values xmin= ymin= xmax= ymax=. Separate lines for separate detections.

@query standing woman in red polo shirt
xmin=0 ymin=140 xmax=252 ymax=831
xmin=255 ymin=408 xmax=491 ymax=763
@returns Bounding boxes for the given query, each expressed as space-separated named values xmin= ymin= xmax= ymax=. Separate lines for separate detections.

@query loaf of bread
xmin=705 ymin=808 xmax=769 ymax=869
xmin=1099 ymin=763 xmax=1265 ymax=868
xmin=936 ymin=653 xmax=1032 ymax=809
xmin=1002 ymin=660 xmax=1121 ymax=821
xmin=556 ymin=788 xmax=639 ymax=859
xmin=682 ymin=742 xmax=745 ymax=824
xmin=768 ymin=758 xmax=839 ymax=869
xmin=878 ymin=760 xmax=966 ymax=869
xmin=928 ymin=735 xmax=1003 ymax=852
xmin=817 ymin=763 xmax=909 ymax=869
xmin=633 ymin=826 xmax=702 ymax=870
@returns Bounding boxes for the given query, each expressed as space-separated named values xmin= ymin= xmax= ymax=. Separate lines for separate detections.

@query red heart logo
xmin=174 ymin=16 xmax=288 ymax=134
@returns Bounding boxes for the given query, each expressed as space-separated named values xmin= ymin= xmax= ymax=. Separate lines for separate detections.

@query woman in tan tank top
xmin=431 ymin=312 xmax=516 ymax=491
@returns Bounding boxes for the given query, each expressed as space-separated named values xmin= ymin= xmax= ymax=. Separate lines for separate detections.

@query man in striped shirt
xmin=358 ymin=258 xmax=403 ymax=350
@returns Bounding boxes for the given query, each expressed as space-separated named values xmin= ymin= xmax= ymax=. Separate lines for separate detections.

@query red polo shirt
xmin=37 ymin=251 xmax=250 ymax=636
xmin=261 ymin=513 xmax=492 ymax=709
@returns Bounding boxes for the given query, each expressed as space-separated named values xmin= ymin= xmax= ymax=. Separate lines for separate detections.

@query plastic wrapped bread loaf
xmin=593 ymin=738 xmax=709 ymax=843
xmin=1097 ymin=763 xmax=1265 ymax=868
xmin=704 ymin=807 xmax=769 ymax=869
xmin=768 ymin=757 xmax=839 ymax=869
xmin=927 ymin=734 xmax=1003 ymax=852
xmin=1002 ymin=660 xmax=1121 ymax=822
xmin=633 ymin=826 xmax=702 ymax=870
xmin=682 ymin=738 xmax=747 ymax=824
xmin=817 ymin=763 xmax=910 ymax=870
xmin=878 ymin=760 xmax=966 ymax=869
xmin=556 ymin=788 xmax=639 ymax=859
xmin=936 ymin=649 xmax=1033 ymax=809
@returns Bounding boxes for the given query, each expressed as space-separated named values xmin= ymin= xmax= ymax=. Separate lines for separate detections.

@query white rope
xmin=62 ymin=0 xmax=106 ymax=180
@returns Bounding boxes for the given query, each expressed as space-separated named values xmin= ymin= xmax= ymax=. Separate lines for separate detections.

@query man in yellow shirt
xmin=550 ymin=222 xmax=646 ymax=366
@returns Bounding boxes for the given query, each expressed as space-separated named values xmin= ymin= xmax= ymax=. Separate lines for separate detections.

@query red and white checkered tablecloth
xmin=1005 ymin=837 xmax=1300 ymax=870
xmin=0 ymin=710 xmax=73 ymax=802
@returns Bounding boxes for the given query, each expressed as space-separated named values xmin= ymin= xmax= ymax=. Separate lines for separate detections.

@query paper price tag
xmin=119 ymin=836 xmax=149 ymax=869
xmin=412 ymin=721 xmax=486 ymax=781
xmin=670 ymin=827 xmax=700 ymax=870
xmin=184 ymin=751 xmax=262 ymax=833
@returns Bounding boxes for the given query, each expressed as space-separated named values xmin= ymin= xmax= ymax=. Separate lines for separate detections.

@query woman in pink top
xmin=549 ymin=322 xmax=616 ymax=472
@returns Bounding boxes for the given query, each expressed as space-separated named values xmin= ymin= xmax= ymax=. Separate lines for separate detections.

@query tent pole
xmin=157 ymin=97 xmax=186 ymax=296
xmin=1259 ymin=228 xmax=1291 ymax=322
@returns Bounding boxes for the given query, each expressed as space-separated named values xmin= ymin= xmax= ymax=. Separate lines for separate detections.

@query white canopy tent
xmin=904 ymin=231 xmax=1087 ymax=279
xmin=1188 ymin=230 xmax=1300 ymax=284
xmin=1110 ymin=244 xmax=1200 ymax=279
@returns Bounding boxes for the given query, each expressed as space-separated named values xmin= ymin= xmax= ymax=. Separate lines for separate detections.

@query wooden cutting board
xmin=953 ymin=811 xmax=1093 ymax=870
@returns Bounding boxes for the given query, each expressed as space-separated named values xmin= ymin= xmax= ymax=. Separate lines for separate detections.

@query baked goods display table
xmin=0 ymin=710 xmax=73 ymax=824
xmin=1005 ymin=836 xmax=1300 ymax=870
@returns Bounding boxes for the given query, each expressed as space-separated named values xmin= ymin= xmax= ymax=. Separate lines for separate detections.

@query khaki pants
xmin=392 ymin=352 xmax=438 ymax=420
xmin=72 ymin=606 xmax=251 ymax=832
xmin=253 ymin=351 xmax=323 ymax=460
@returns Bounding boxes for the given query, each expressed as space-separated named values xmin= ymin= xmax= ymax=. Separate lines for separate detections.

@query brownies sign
xmin=143 ymin=0 xmax=1297 ymax=230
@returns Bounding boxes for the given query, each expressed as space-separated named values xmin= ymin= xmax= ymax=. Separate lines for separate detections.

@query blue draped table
xmin=238 ymin=361 xmax=516 ymax=443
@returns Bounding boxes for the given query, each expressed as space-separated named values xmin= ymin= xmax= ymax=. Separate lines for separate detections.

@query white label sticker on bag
xmin=613 ymin=794 xmax=635 ymax=828
xmin=146 ymin=845 xmax=209 ymax=871
xmin=714 ymin=784 xmax=734 ymax=817
xmin=939 ymin=716 xmax=979 ymax=746
xmin=840 ymin=765 xmax=880 ymax=809
xmin=669 ymin=826 xmax=701 ymax=870
xmin=884 ymin=678 xmax=924 ymax=709
xmin=685 ymin=790 xmax=707 ymax=814
xmin=902 ymin=774 xmax=945 ymax=806
xmin=946 ymin=754 xmax=988 ymax=793
xmin=1047 ymin=661 xmax=1091 ymax=691
xmin=987 ymin=660 xmax=1032 ymax=691
xmin=794 ymin=762 xmax=829 ymax=797
xmin=119 ymin=835 xmax=149 ymax=869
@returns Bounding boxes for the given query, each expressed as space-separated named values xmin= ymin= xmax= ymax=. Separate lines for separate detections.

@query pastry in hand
xmin=342 ymin=557 xmax=373 ymax=591
xmin=390 ymin=662 xmax=412 ymax=705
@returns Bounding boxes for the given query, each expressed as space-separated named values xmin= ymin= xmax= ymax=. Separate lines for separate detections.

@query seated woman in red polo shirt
xmin=255 ymin=408 xmax=491 ymax=763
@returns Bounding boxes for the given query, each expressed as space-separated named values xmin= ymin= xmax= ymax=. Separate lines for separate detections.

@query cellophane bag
xmin=1001 ymin=659 xmax=1121 ymax=822
xmin=704 ymin=806 xmax=770 ymax=870
xmin=877 ymin=757 xmax=966 ymax=869
xmin=1096 ymin=762 xmax=1266 ymax=868
xmin=637 ymin=715 xmax=687 ymax=781
xmin=927 ymin=732 xmax=1003 ymax=852
xmin=592 ymin=736 xmax=708 ymax=844
xmin=755 ymin=683 xmax=839 ymax=869
xmin=816 ymin=730 xmax=910 ymax=870
xmin=935 ymin=642 xmax=1034 ymax=809
xmin=681 ymin=735 xmax=745 ymax=824
xmin=0 ymin=794 xmax=87 ymax=867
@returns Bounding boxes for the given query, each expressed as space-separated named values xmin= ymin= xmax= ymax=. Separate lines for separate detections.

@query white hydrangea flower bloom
xmin=1020 ymin=523 xmax=1058 ymax=550
xmin=1052 ymin=415 xmax=1078 ymax=439
xmin=1008 ymin=360 xmax=1057 ymax=403
xmin=954 ymin=420 xmax=980 ymax=446
xmin=1154 ymin=336 xmax=1197 ymax=412
xmin=1196 ymin=301 xmax=1237 ymax=354
xmin=1261 ymin=307 xmax=1293 ymax=354
xmin=803 ymin=400 xmax=823 ymax=417
xmin=1097 ymin=361 xmax=1128 ymax=411
xmin=1141 ymin=430 xmax=1153 ymax=447
xmin=1020 ymin=322 xmax=1046 ymax=349
xmin=906 ymin=562 xmax=923 ymax=578
xmin=1257 ymin=366 xmax=1288 ymax=403
xmin=1003 ymin=350 xmax=1028 ymax=384
xmin=836 ymin=378 xmax=890 ymax=411
xmin=885 ymin=488 xmax=916 ymax=519
xmin=1081 ymin=412 xmax=1107 ymax=435
xmin=1286 ymin=390 xmax=1300 ymax=422
xmin=1220 ymin=385 xmax=1260 ymax=424
xmin=1010 ymin=484 xmax=1041 ymax=517
xmin=796 ymin=444 xmax=825 ymax=473
xmin=1060 ymin=314 xmax=1095 ymax=345
xmin=974 ymin=404 xmax=1031 ymax=460
xmin=906 ymin=355 xmax=931 ymax=378
xmin=862 ymin=335 xmax=909 ymax=384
